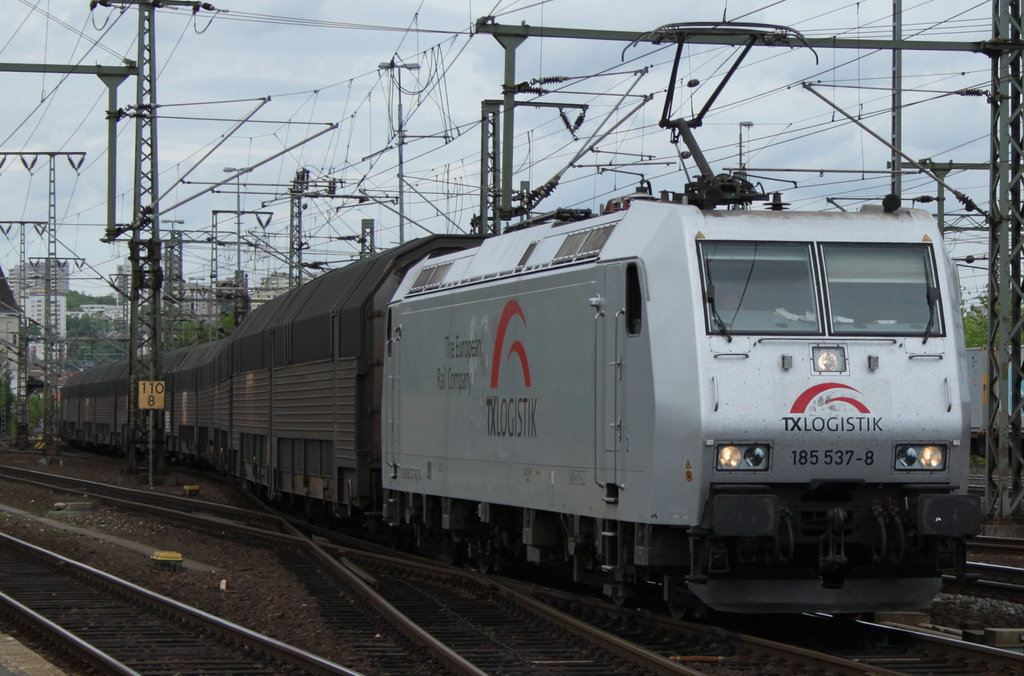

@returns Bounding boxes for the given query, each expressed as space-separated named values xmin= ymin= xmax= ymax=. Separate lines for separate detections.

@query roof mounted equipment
xmin=629 ymin=22 xmax=815 ymax=209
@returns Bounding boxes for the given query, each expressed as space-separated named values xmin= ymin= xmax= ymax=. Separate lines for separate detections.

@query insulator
xmin=572 ymin=110 xmax=586 ymax=132
xmin=764 ymin=192 xmax=789 ymax=211
xmin=530 ymin=76 xmax=568 ymax=85
xmin=559 ymin=109 xmax=579 ymax=141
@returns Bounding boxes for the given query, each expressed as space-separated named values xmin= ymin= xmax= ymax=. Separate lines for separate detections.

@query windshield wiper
xmin=706 ymin=283 xmax=732 ymax=342
xmin=922 ymin=285 xmax=940 ymax=343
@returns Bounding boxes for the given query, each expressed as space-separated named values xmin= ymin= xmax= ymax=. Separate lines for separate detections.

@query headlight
xmin=812 ymin=346 xmax=846 ymax=373
xmin=718 ymin=445 xmax=741 ymax=468
xmin=896 ymin=446 xmax=918 ymax=467
xmin=717 ymin=444 xmax=770 ymax=470
xmin=920 ymin=445 xmax=944 ymax=468
xmin=744 ymin=445 xmax=767 ymax=468
xmin=895 ymin=444 xmax=946 ymax=470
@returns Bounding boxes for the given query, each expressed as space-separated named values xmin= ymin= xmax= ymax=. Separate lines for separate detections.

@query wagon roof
xmin=229 ymin=234 xmax=484 ymax=353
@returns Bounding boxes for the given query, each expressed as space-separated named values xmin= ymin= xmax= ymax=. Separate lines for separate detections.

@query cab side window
xmin=626 ymin=263 xmax=643 ymax=336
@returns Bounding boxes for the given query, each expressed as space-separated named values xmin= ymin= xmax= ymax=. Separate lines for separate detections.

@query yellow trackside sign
xmin=139 ymin=381 xmax=166 ymax=410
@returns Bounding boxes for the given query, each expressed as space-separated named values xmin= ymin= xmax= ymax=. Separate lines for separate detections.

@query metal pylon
xmin=478 ymin=100 xmax=501 ymax=235
xmin=288 ymin=168 xmax=309 ymax=289
xmin=987 ymin=0 xmax=1024 ymax=518
xmin=123 ymin=1 xmax=164 ymax=479
xmin=42 ymin=158 xmax=60 ymax=443
xmin=163 ymin=227 xmax=183 ymax=350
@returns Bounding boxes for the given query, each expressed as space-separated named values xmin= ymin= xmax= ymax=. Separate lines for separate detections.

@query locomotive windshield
xmin=699 ymin=240 xmax=944 ymax=338
xmin=820 ymin=243 xmax=944 ymax=337
xmin=699 ymin=241 xmax=821 ymax=335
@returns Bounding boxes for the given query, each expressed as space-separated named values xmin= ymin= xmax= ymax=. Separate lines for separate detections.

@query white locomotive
xmin=60 ymin=20 xmax=980 ymax=616
xmin=382 ymin=194 xmax=979 ymax=614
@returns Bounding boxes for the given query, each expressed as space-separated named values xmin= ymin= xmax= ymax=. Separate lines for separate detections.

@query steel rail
xmin=277 ymin=520 xmax=490 ymax=676
xmin=0 ymin=463 xmax=482 ymax=674
xmin=0 ymin=467 xmax=303 ymax=547
xmin=322 ymin=542 xmax=700 ymax=674
xmin=95 ymin=493 xmax=305 ymax=544
xmin=10 ymin=462 xmax=988 ymax=675
xmin=336 ymin=546 xmax=702 ymax=676
xmin=967 ymin=535 xmax=1024 ymax=555
xmin=493 ymin=579 xmax=909 ymax=676
xmin=0 ymin=464 xmax=278 ymax=527
xmin=487 ymin=581 xmax=706 ymax=676
xmin=0 ymin=531 xmax=365 ymax=676
xmin=0 ymin=589 xmax=142 ymax=676
xmin=856 ymin=618 xmax=1024 ymax=670
xmin=944 ymin=561 xmax=1024 ymax=604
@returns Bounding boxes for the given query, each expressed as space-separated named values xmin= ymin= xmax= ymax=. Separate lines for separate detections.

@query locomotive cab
xmin=674 ymin=204 xmax=981 ymax=613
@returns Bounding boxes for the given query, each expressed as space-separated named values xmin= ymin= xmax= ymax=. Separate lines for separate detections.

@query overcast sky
xmin=0 ymin=0 xmax=994 ymax=300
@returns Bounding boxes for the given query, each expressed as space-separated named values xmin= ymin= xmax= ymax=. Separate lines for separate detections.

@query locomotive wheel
xmin=389 ymin=526 xmax=412 ymax=552
xmin=610 ymin=588 xmax=634 ymax=607
xmin=576 ymin=544 xmax=597 ymax=572
xmin=668 ymin=600 xmax=691 ymax=620
xmin=476 ymin=554 xmax=494 ymax=574
xmin=441 ymin=533 xmax=466 ymax=566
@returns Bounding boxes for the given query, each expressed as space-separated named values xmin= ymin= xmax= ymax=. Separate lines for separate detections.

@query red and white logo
xmin=490 ymin=299 xmax=532 ymax=388
xmin=789 ymin=383 xmax=870 ymax=414
xmin=783 ymin=383 xmax=880 ymax=433
xmin=486 ymin=300 xmax=537 ymax=438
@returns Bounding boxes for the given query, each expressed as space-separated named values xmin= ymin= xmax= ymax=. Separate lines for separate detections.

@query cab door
xmin=595 ymin=264 xmax=627 ymax=496
xmin=384 ymin=307 xmax=400 ymax=479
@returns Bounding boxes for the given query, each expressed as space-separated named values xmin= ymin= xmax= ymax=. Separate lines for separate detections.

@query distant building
xmin=69 ymin=304 xmax=121 ymax=321
xmin=8 ymin=260 xmax=69 ymax=339
xmin=180 ymin=278 xmax=219 ymax=324
xmin=113 ymin=262 xmax=130 ymax=324
xmin=0 ymin=264 xmax=20 ymax=374
xmin=7 ymin=261 xmax=69 ymax=361
xmin=251 ymin=271 xmax=291 ymax=308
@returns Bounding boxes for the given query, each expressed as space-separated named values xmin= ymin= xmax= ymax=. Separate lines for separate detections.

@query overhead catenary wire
xmin=0 ymin=1 xmax=995 ymax=299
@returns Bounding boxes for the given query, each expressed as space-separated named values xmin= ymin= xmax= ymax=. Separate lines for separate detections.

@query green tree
xmin=0 ymin=368 xmax=13 ymax=435
xmin=962 ymin=297 xmax=987 ymax=348
xmin=171 ymin=319 xmax=224 ymax=348
xmin=66 ymin=290 xmax=116 ymax=312
xmin=27 ymin=394 xmax=42 ymax=432
xmin=66 ymin=310 xmax=127 ymax=368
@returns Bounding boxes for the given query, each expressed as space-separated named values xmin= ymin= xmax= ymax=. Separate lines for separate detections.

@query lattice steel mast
xmin=0 ymin=151 xmax=83 ymax=443
xmin=95 ymin=0 xmax=213 ymax=481
xmin=986 ymin=0 xmax=1024 ymax=518
xmin=288 ymin=168 xmax=309 ymax=289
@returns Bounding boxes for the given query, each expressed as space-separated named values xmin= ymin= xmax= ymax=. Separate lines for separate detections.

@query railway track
xmin=506 ymin=578 xmax=1024 ymax=676
xmin=340 ymin=548 xmax=679 ymax=675
xmin=340 ymin=547 xmax=917 ymax=676
xmin=8 ymin=460 xmax=1024 ymax=675
xmin=943 ymin=560 xmax=1024 ymax=606
xmin=0 ymin=530 xmax=360 ymax=676
xmin=744 ymin=611 xmax=1024 ymax=675
xmin=0 ymin=463 xmax=465 ymax=675
xmin=1 ymin=462 xmax=680 ymax=674
xmin=967 ymin=534 xmax=1024 ymax=556
xmin=0 ymin=463 xmax=282 ymax=531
